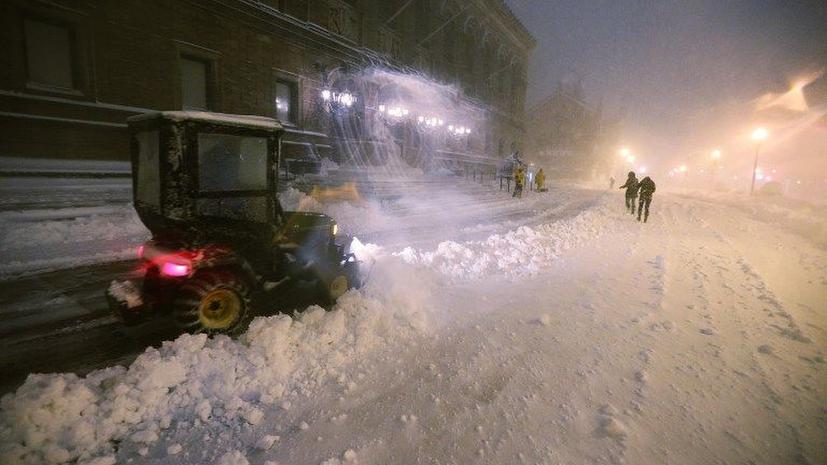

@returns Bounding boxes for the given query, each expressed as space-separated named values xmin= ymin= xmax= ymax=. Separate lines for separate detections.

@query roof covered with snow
xmin=127 ymin=111 xmax=283 ymax=131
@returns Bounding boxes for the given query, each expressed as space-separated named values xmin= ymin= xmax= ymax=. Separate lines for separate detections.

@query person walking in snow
xmin=535 ymin=168 xmax=546 ymax=192
xmin=637 ymin=176 xmax=656 ymax=222
xmin=618 ymin=171 xmax=639 ymax=215
xmin=513 ymin=164 xmax=525 ymax=198
xmin=609 ymin=176 xmax=616 ymax=189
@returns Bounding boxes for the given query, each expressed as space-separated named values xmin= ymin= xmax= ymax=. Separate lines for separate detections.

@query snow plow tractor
xmin=107 ymin=111 xmax=359 ymax=335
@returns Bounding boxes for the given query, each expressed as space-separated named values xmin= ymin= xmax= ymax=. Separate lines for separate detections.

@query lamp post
xmin=750 ymin=128 xmax=768 ymax=195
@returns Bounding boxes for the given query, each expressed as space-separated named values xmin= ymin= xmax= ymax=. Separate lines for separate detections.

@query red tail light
xmin=160 ymin=261 xmax=191 ymax=277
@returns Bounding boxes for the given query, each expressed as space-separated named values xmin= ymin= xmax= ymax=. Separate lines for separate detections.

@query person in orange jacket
xmin=535 ymin=168 xmax=546 ymax=192
xmin=513 ymin=164 xmax=525 ymax=198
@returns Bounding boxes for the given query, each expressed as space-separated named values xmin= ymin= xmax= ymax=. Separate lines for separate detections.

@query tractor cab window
xmin=197 ymin=133 xmax=268 ymax=192
xmin=196 ymin=132 xmax=269 ymax=223
xmin=135 ymin=130 xmax=161 ymax=207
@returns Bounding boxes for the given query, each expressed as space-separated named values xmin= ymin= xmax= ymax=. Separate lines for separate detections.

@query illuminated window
xmin=275 ymin=80 xmax=296 ymax=123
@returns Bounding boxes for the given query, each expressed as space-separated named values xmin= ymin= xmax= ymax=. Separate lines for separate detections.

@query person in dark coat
xmin=637 ymin=176 xmax=656 ymax=222
xmin=618 ymin=171 xmax=639 ymax=214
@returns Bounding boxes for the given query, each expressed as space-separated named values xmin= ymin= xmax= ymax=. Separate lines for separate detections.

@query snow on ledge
xmin=127 ymin=111 xmax=283 ymax=131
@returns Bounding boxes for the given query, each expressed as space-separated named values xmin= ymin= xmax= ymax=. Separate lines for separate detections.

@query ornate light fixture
xmin=321 ymin=89 xmax=357 ymax=111
xmin=418 ymin=115 xmax=444 ymax=128
xmin=447 ymin=124 xmax=471 ymax=136
xmin=377 ymin=103 xmax=409 ymax=120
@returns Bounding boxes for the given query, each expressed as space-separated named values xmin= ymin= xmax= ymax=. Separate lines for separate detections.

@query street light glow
xmin=751 ymin=127 xmax=768 ymax=141
xmin=679 ymin=165 xmax=687 ymax=173
xmin=711 ymin=149 xmax=721 ymax=160
xmin=619 ymin=147 xmax=630 ymax=157
xmin=750 ymin=128 xmax=768 ymax=195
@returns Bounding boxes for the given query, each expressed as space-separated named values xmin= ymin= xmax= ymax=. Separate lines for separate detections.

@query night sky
xmin=505 ymin=0 xmax=827 ymax=160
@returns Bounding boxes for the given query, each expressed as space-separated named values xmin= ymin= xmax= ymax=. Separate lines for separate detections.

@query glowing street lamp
xmin=751 ymin=127 xmax=768 ymax=141
xmin=750 ymin=127 xmax=768 ymax=194
xmin=711 ymin=149 xmax=721 ymax=160
xmin=338 ymin=91 xmax=355 ymax=107
xmin=321 ymin=89 xmax=356 ymax=111
xmin=619 ymin=147 xmax=631 ymax=158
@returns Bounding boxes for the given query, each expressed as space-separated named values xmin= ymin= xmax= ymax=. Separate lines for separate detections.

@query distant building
xmin=0 ymin=0 xmax=534 ymax=172
xmin=525 ymin=82 xmax=618 ymax=178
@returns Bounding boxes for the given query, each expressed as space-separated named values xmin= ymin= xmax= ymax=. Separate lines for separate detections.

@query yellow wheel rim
xmin=329 ymin=275 xmax=348 ymax=299
xmin=198 ymin=289 xmax=241 ymax=329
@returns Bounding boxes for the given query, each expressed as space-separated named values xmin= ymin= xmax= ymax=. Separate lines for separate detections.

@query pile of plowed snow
xmin=0 ymin=259 xmax=433 ymax=465
xmin=0 ymin=199 xmax=610 ymax=465
xmin=394 ymin=205 xmax=607 ymax=280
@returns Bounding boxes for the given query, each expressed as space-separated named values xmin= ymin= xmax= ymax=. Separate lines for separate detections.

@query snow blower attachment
xmin=107 ymin=111 xmax=359 ymax=335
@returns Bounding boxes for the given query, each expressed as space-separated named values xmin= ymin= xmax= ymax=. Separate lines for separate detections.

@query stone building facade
xmin=0 ymin=0 xmax=534 ymax=170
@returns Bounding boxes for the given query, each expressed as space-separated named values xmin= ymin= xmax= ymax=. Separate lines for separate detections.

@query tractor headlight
xmin=332 ymin=223 xmax=338 ymax=235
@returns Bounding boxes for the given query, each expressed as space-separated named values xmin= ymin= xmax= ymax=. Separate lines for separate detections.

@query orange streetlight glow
xmin=750 ymin=127 xmax=769 ymax=194
xmin=751 ymin=127 xmax=768 ymax=141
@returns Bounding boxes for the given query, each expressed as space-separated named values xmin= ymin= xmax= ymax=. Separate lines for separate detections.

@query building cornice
xmin=485 ymin=0 xmax=536 ymax=51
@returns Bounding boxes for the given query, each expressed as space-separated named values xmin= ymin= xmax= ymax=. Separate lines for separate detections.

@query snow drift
xmin=0 ymin=197 xmax=609 ymax=465
xmin=0 ymin=258 xmax=433 ymax=465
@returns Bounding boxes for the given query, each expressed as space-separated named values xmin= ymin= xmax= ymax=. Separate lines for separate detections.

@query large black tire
xmin=172 ymin=269 xmax=251 ymax=335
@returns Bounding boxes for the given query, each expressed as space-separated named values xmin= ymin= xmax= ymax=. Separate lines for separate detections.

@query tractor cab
xmin=108 ymin=111 xmax=358 ymax=334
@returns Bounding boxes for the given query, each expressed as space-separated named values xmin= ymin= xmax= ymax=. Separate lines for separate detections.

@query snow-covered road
xmin=1 ymin=176 xmax=825 ymax=465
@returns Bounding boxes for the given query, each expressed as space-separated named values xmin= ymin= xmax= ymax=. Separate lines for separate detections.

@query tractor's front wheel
xmin=172 ymin=270 xmax=251 ymax=335
xmin=316 ymin=260 xmax=360 ymax=304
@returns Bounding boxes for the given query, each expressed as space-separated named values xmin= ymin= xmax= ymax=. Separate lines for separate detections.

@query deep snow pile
xmin=0 ymin=195 xmax=610 ymax=465
xmin=0 ymin=259 xmax=433 ymax=465
xmin=395 ymin=208 xmax=606 ymax=280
